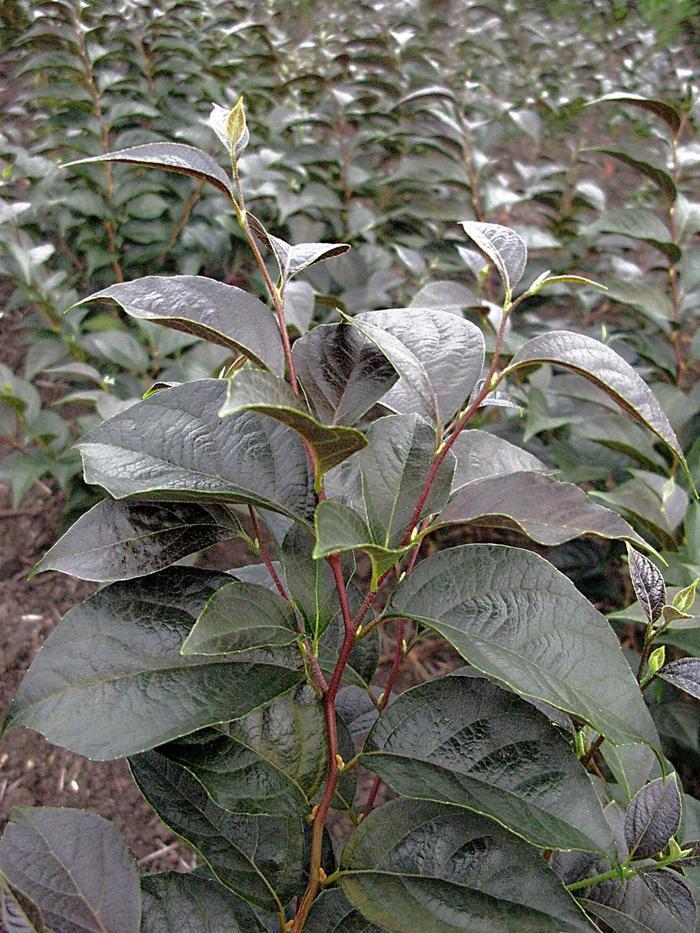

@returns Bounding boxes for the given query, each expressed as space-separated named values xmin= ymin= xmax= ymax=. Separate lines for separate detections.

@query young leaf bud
xmin=647 ymin=645 xmax=665 ymax=676
xmin=673 ymin=578 xmax=698 ymax=615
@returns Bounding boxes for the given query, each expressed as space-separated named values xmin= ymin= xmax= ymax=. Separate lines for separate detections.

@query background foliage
xmin=0 ymin=0 xmax=699 ymax=929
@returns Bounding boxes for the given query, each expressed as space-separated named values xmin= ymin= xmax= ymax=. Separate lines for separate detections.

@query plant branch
xmin=247 ymin=505 xmax=288 ymax=600
xmin=566 ymin=847 xmax=693 ymax=893
xmin=230 ymin=161 xmax=299 ymax=394
xmin=292 ymin=553 xmax=356 ymax=930
xmin=363 ymin=618 xmax=405 ymax=817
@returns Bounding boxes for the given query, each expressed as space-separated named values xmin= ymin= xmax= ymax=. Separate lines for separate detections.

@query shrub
xmin=1 ymin=99 xmax=698 ymax=931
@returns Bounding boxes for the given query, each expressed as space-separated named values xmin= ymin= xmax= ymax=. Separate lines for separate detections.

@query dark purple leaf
xmin=658 ymin=658 xmax=700 ymax=700
xmin=73 ymin=276 xmax=285 ymax=374
xmin=627 ymin=546 xmax=666 ymax=624
xmin=625 ymin=775 xmax=681 ymax=858
xmin=65 ymin=142 xmax=234 ymax=198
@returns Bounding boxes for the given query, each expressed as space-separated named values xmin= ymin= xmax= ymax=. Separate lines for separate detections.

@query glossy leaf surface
xmin=358 ymin=413 xmax=455 ymax=548
xmin=162 ymin=685 xmax=325 ymax=816
xmin=31 ymin=499 xmax=241 ymax=582
xmin=219 ymin=370 xmax=367 ymax=474
xmin=625 ymin=775 xmax=682 ymax=858
xmin=347 ymin=316 xmax=437 ymax=424
xmin=627 ymin=546 xmax=666 ymax=625
xmin=460 ymin=221 xmax=528 ymax=297
xmin=304 ymin=889 xmax=386 ymax=932
xmin=363 ymin=675 xmax=614 ymax=854
xmin=65 ymin=142 xmax=234 ymax=197
xmin=587 ymin=148 xmax=676 ymax=201
xmin=657 ymin=658 xmax=700 ymax=700
xmin=280 ymin=525 xmax=339 ymax=638
xmin=556 ymin=802 xmax=695 ymax=932
xmin=182 ymin=581 xmax=299 ymax=655
xmin=504 ymin=331 xmax=687 ymax=468
xmin=450 ymin=429 xmax=547 ymax=488
xmin=339 ymin=799 xmax=593 ymax=932
xmin=130 ymin=751 xmax=304 ymax=911
xmin=587 ymin=92 xmax=682 ymax=134
xmin=258 ymin=230 xmax=350 ymax=285
xmin=584 ymin=209 xmax=681 ymax=262
xmin=74 ymin=276 xmax=285 ymax=374
xmin=355 ymin=307 xmax=485 ymax=423
xmin=388 ymin=544 xmax=658 ymax=746
xmin=77 ymin=380 xmax=312 ymax=522
xmin=441 ymin=471 xmax=648 ymax=547
xmin=141 ymin=872 xmax=265 ymax=933
xmin=0 ymin=876 xmax=43 ymax=933
xmin=313 ymin=500 xmax=411 ymax=589
xmin=292 ymin=323 xmax=398 ymax=426
xmin=6 ymin=569 xmax=303 ymax=758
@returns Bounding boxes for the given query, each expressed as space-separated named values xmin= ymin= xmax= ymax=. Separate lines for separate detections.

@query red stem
xmin=248 ymin=506 xmax=289 ymax=601
xmin=363 ymin=618 xmax=406 ymax=816
xmin=293 ymin=560 xmax=356 ymax=930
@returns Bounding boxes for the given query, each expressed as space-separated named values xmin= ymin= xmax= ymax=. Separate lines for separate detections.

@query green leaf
xmin=209 ymin=100 xmax=249 ymax=160
xmin=304 ymin=889 xmax=387 ymax=932
xmin=460 ymin=221 xmax=528 ymax=299
xmin=313 ymin=500 xmax=412 ymax=590
xmin=292 ymin=323 xmax=398 ymax=426
xmin=354 ymin=307 xmax=485 ymax=423
xmin=161 ymin=685 xmax=326 ymax=816
xmin=181 ymin=581 xmax=299 ymax=655
xmin=344 ymin=317 xmax=437 ymax=425
xmin=332 ymin=713 xmax=357 ymax=812
xmin=586 ymin=148 xmax=677 ymax=201
xmin=339 ymin=799 xmax=594 ymax=932
xmin=280 ymin=525 xmax=340 ymax=638
xmin=601 ymin=740 xmax=657 ymax=802
xmin=584 ymin=209 xmax=681 ymax=263
xmin=359 ymin=413 xmax=455 ymax=548
xmin=64 ymin=143 xmax=234 ymax=199
xmin=604 ymin=279 xmax=674 ymax=326
xmin=581 ymin=872 xmax=696 ymax=933
xmin=31 ymin=499 xmax=242 ymax=582
xmin=219 ymin=370 xmax=367 ymax=475
xmin=503 ymin=331 xmax=689 ymax=479
xmin=141 ymin=872 xmax=265 ymax=933
xmin=254 ymin=228 xmax=350 ymax=286
xmin=5 ymin=569 xmax=303 ymax=759
xmin=284 ymin=281 xmax=315 ymax=334
xmin=450 ymin=430 xmax=548 ymax=486
xmin=83 ymin=331 xmax=150 ymax=373
xmin=129 ymin=751 xmax=303 ymax=912
xmin=0 ymin=807 xmax=140 ymax=933
xmin=362 ymin=674 xmax=614 ymax=855
xmin=387 ymin=544 xmax=659 ymax=747
xmin=73 ymin=276 xmax=285 ymax=374
xmin=77 ymin=380 xmax=312 ymax=522
xmin=531 ymin=274 xmax=606 ymax=294
xmin=440 ymin=471 xmax=651 ymax=548
xmin=587 ymin=92 xmax=681 ymax=135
